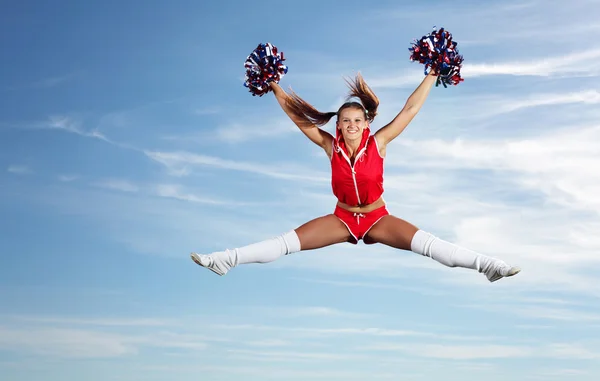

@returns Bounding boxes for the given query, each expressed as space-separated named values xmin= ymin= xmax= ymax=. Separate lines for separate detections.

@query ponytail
xmin=284 ymin=72 xmax=379 ymax=126
xmin=285 ymin=89 xmax=337 ymax=127
xmin=344 ymin=72 xmax=379 ymax=123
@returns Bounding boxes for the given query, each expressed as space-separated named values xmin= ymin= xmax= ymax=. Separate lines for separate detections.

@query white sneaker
xmin=190 ymin=250 xmax=235 ymax=276
xmin=486 ymin=262 xmax=521 ymax=283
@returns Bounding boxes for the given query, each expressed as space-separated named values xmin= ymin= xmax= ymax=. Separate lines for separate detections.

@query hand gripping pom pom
xmin=244 ymin=42 xmax=288 ymax=96
xmin=409 ymin=27 xmax=464 ymax=87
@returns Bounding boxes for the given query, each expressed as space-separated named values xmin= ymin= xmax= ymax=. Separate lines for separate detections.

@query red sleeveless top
xmin=330 ymin=127 xmax=384 ymax=206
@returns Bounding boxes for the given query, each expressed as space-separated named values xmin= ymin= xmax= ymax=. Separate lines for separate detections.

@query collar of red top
xmin=335 ymin=126 xmax=371 ymax=156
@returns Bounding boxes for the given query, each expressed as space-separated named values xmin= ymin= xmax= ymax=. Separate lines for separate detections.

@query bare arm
xmin=374 ymin=71 xmax=437 ymax=154
xmin=270 ymin=82 xmax=334 ymax=157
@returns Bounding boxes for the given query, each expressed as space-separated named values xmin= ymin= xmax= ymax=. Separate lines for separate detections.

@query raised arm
xmin=374 ymin=71 xmax=437 ymax=153
xmin=270 ymin=82 xmax=334 ymax=157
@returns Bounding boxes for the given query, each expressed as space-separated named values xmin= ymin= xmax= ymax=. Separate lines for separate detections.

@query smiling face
xmin=336 ymin=105 xmax=368 ymax=143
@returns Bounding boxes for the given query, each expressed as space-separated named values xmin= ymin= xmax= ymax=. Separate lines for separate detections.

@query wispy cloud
xmin=534 ymin=368 xmax=590 ymax=377
xmin=227 ymin=348 xmax=368 ymax=362
xmin=370 ymin=49 xmax=600 ymax=89
xmin=395 ymin=124 xmax=600 ymax=215
xmin=138 ymin=363 xmax=404 ymax=380
xmin=214 ymin=118 xmax=296 ymax=143
xmin=80 ymin=176 xmax=266 ymax=207
xmin=0 ymin=326 xmax=137 ymax=358
xmin=154 ymin=183 xmax=264 ymax=206
xmin=3 ymin=115 xmax=142 ymax=154
xmin=40 ymin=115 xmax=140 ymax=151
xmin=0 ymin=316 xmax=207 ymax=359
xmin=209 ymin=323 xmax=498 ymax=342
xmin=498 ymin=295 xmax=586 ymax=307
xmin=193 ymin=106 xmax=221 ymax=115
xmin=3 ymin=71 xmax=83 ymax=91
xmin=145 ymin=150 xmax=329 ymax=182
xmin=58 ymin=174 xmax=79 ymax=182
xmin=369 ymin=0 xmax=539 ymax=21
xmin=291 ymin=277 xmax=449 ymax=296
xmin=244 ymin=339 xmax=290 ymax=348
xmin=161 ymin=117 xmax=298 ymax=144
xmin=363 ymin=342 xmax=600 ymax=360
xmin=7 ymin=164 xmax=32 ymax=174
xmin=251 ymin=306 xmax=377 ymax=319
xmin=92 ymin=179 xmax=139 ymax=193
xmin=3 ymin=315 xmax=174 ymax=327
xmin=368 ymin=1 xmax=600 ymax=49
xmin=47 ymin=115 xmax=111 ymax=142
xmin=465 ymin=89 xmax=600 ymax=119
xmin=465 ymin=304 xmax=600 ymax=323
xmin=0 ymin=326 xmax=209 ymax=358
xmin=462 ymin=49 xmax=600 ymax=78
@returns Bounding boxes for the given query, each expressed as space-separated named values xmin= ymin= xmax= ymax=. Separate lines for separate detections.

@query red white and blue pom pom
xmin=244 ymin=42 xmax=288 ymax=96
xmin=409 ymin=27 xmax=464 ymax=87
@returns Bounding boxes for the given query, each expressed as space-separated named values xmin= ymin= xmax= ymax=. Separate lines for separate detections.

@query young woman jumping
xmin=191 ymin=70 xmax=521 ymax=283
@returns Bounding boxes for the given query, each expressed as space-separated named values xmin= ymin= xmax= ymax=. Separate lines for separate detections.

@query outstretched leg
xmin=191 ymin=214 xmax=353 ymax=276
xmin=364 ymin=215 xmax=520 ymax=282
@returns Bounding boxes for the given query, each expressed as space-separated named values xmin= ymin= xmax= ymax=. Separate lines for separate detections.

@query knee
xmin=281 ymin=230 xmax=302 ymax=254
xmin=410 ymin=230 xmax=436 ymax=256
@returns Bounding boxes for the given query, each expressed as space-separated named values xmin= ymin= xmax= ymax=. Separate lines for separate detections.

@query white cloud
xmin=48 ymin=115 xmax=107 ymax=140
xmin=290 ymin=277 xmax=449 ymax=297
xmin=461 ymin=49 xmax=600 ymax=78
xmin=534 ymin=368 xmax=590 ymax=377
xmin=43 ymin=115 xmax=140 ymax=151
xmin=4 ymin=315 xmax=174 ymax=327
xmin=7 ymin=164 xmax=31 ymax=174
xmin=89 ymin=178 xmax=267 ymax=207
xmin=0 ymin=319 xmax=208 ymax=359
xmin=227 ymin=348 xmax=367 ymax=362
xmin=92 ymin=179 xmax=139 ymax=193
xmin=497 ymin=296 xmax=585 ymax=307
xmin=193 ymin=106 xmax=221 ymax=115
xmin=244 ymin=339 xmax=290 ymax=348
xmin=214 ymin=118 xmax=297 ymax=143
xmin=369 ymin=0 xmax=539 ymax=21
xmin=465 ymin=304 xmax=600 ymax=323
xmin=369 ymin=49 xmax=600 ymax=90
xmin=465 ymin=89 xmax=600 ymax=119
xmin=209 ymin=323 xmax=497 ymax=343
xmin=252 ymin=306 xmax=377 ymax=319
xmin=0 ymin=326 xmax=137 ymax=358
xmin=138 ymin=363 xmax=403 ymax=380
xmin=145 ymin=150 xmax=329 ymax=182
xmin=363 ymin=342 xmax=600 ymax=360
xmin=58 ymin=174 xmax=78 ymax=182
xmin=395 ymin=124 xmax=600 ymax=214
xmin=154 ymin=183 xmax=260 ymax=206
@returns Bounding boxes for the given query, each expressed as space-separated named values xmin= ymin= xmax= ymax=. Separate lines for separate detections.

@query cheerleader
xmin=191 ymin=31 xmax=521 ymax=283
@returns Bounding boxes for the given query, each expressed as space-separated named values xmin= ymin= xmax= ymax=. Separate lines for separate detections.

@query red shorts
xmin=334 ymin=204 xmax=390 ymax=244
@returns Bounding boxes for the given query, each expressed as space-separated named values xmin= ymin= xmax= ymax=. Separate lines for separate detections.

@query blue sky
xmin=2 ymin=0 xmax=600 ymax=379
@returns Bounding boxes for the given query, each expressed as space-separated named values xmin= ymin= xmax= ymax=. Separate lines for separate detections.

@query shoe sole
xmin=489 ymin=266 xmax=521 ymax=283
xmin=190 ymin=253 xmax=225 ymax=276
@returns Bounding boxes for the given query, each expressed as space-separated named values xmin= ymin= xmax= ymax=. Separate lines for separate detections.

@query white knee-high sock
xmin=235 ymin=230 xmax=302 ymax=265
xmin=410 ymin=229 xmax=516 ymax=282
xmin=191 ymin=230 xmax=301 ymax=276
